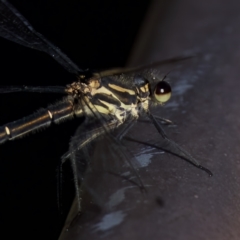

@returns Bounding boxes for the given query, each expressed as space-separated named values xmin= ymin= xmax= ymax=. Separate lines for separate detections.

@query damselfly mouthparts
xmin=0 ymin=0 xmax=212 ymax=213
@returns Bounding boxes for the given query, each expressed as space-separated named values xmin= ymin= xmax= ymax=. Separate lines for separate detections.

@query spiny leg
xmin=152 ymin=115 xmax=174 ymax=125
xmin=61 ymin=120 xmax=116 ymax=211
xmin=137 ymin=115 xmax=174 ymax=126
xmin=108 ymin=119 xmax=146 ymax=191
xmin=147 ymin=112 xmax=212 ymax=176
xmin=115 ymin=118 xmax=137 ymax=141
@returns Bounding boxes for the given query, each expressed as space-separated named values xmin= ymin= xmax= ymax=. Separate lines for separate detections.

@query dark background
xmin=0 ymin=0 xmax=151 ymax=239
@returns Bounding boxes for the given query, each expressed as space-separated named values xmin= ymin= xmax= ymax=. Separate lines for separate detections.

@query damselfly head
xmin=133 ymin=75 xmax=150 ymax=98
xmin=133 ymin=75 xmax=172 ymax=103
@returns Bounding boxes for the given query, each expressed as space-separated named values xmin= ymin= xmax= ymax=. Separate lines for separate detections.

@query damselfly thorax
xmin=65 ymin=74 xmax=170 ymax=123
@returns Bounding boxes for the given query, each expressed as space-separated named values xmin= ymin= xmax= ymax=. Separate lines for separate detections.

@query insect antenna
xmin=160 ymin=70 xmax=172 ymax=82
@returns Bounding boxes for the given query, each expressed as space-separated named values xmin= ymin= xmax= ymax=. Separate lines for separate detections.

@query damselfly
xmin=0 ymin=0 xmax=212 ymax=213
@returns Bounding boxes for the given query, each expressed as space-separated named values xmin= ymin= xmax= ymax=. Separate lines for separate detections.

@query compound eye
xmin=154 ymin=81 xmax=171 ymax=103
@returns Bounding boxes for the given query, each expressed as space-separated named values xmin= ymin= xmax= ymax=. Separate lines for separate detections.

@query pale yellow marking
xmin=94 ymin=105 xmax=110 ymax=115
xmin=130 ymin=103 xmax=139 ymax=118
xmin=91 ymin=86 xmax=135 ymax=110
xmin=108 ymin=84 xmax=135 ymax=95
xmin=98 ymin=98 xmax=133 ymax=113
xmin=89 ymin=79 xmax=100 ymax=89
xmin=96 ymin=100 xmax=121 ymax=116
xmin=97 ymin=100 xmax=129 ymax=123
xmin=5 ymin=126 xmax=10 ymax=135
xmin=98 ymin=100 xmax=115 ymax=112
xmin=154 ymin=92 xmax=171 ymax=103
xmin=48 ymin=110 xmax=53 ymax=119
xmin=91 ymin=86 xmax=113 ymax=95
xmin=97 ymin=99 xmax=141 ymax=122
xmin=142 ymin=100 xmax=149 ymax=111
xmin=87 ymin=84 xmax=148 ymax=121
xmin=140 ymin=83 xmax=149 ymax=93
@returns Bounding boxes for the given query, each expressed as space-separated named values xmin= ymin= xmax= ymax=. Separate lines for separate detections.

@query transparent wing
xmin=96 ymin=55 xmax=194 ymax=78
xmin=62 ymin=118 xmax=144 ymax=210
xmin=0 ymin=0 xmax=82 ymax=74
xmin=0 ymin=85 xmax=66 ymax=93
